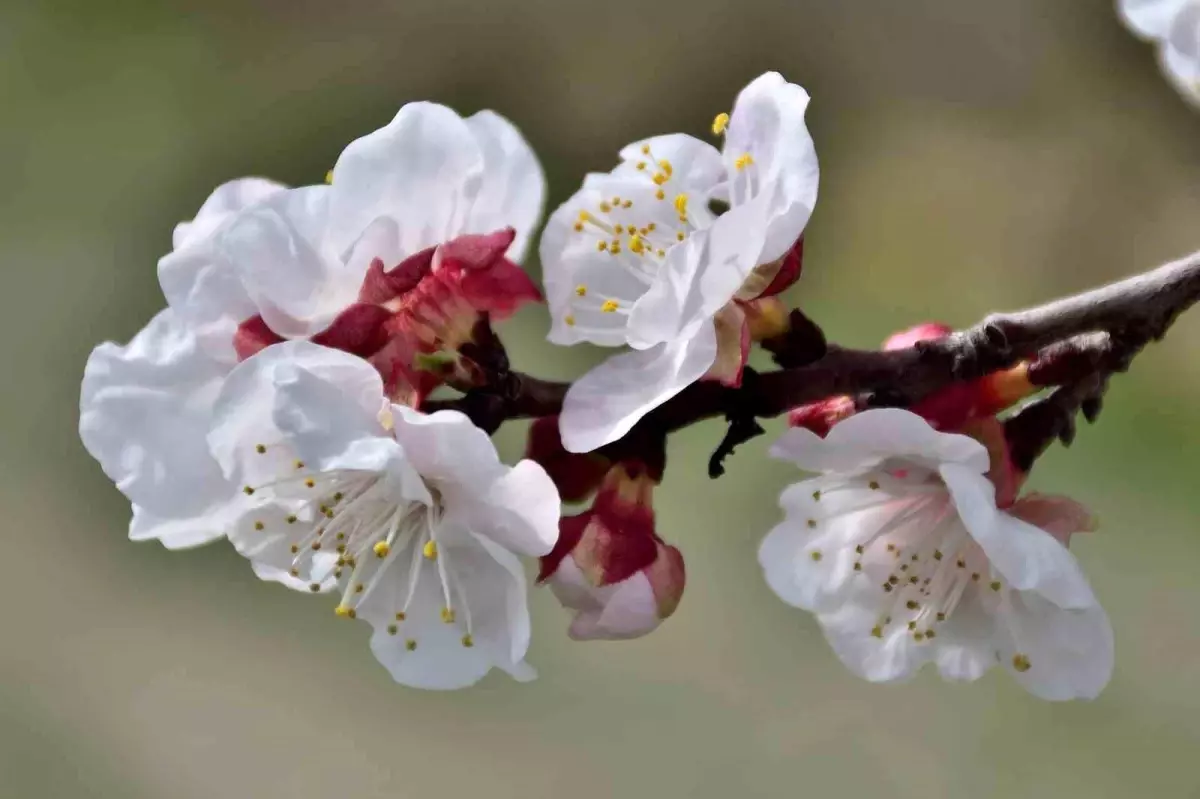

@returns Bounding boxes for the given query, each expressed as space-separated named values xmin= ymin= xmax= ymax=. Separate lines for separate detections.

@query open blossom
xmin=80 ymin=178 xmax=286 ymax=548
xmin=219 ymin=102 xmax=545 ymax=403
xmin=207 ymin=342 xmax=560 ymax=688
xmin=1118 ymin=0 xmax=1200 ymax=105
xmin=541 ymin=72 xmax=819 ymax=453
xmin=538 ymin=462 xmax=685 ymax=639
xmin=760 ymin=408 xmax=1112 ymax=700
xmin=81 ymin=102 xmax=544 ymax=548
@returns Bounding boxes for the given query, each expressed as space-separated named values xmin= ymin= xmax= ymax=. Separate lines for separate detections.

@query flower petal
xmin=817 ymin=590 xmax=934 ymax=683
xmin=559 ymin=322 xmax=718 ymax=453
xmin=940 ymin=463 xmax=1098 ymax=610
xmin=770 ymin=408 xmax=990 ymax=475
xmin=360 ymin=532 xmax=532 ymax=689
xmin=80 ymin=309 xmax=232 ymax=536
xmin=218 ymin=185 xmax=360 ymax=338
xmin=615 ymin=133 xmax=723 ymax=192
xmin=1118 ymin=0 xmax=1184 ymax=39
xmin=463 ymin=110 xmax=545 ymax=264
xmin=1008 ymin=492 xmax=1098 ymax=548
xmin=567 ymin=571 xmax=662 ymax=640
xmin=723 ymin=71 xmax=819 ymax=265
xmin=329 ymin=102 xmax=484 ymax=257
xmin=995 ymin=591 xmax=1114 ymax=701
xmin=160 ymin=177 xmax=286 ymax=364
xmin=444 ymin=460 xmax=561 ymax=558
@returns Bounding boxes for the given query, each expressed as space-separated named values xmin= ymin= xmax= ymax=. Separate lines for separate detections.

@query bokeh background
xmin=5 ymin=0 xmax=1200 ymax=796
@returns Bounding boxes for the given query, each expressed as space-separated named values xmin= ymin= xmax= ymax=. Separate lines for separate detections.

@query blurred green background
xmin=5 ymin=0 xmax=1200 ymax=796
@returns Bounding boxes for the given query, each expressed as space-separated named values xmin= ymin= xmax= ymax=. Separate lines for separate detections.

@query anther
xmin=735 ymin=153 xmax=754 ymax=170
xmin=334 ymin=605 xmax=356 ymax=619
xmin=254 ymin=521 xmax=265 ymax=531
xmin=243 ymin=486 xmax=255 ymax=496
xmin=308 ymin=583 xmax=321 ymax=593
xmin=255 ymin=444 xmax=267 ymax=454
xmin=601 ymin=299 xmax=619 ymax=313
xmin=374 ymin=541 xmax=391 ymax=558
xmin=441 ymin=607 xmax=456 ymax=624
xmin=712 ymin=112 xmax=730 ymax=135
xmin=990 ymin=580 xmax=1002 ymax=592
xmin=809 ymin=551 xmax=822 ymax=562
xmin=1012 ymin=654 xmax=1032 ymax=672
xmin=461 ymin=634 xmax=474 ymax=648
xmin=395 ymin=611 xmax=407 ymax=621
xmin=305 ymin=479 xmax=315 ymax=489
xmin=405 ymin=639 xmax=418 ymax=651
xmin=806 ymin=519 xmax=817 ymax=529
xmin=387 ymin=624 xmax=398 ymax=636
xmin=423 ymin=540 xmax=438 ymax=560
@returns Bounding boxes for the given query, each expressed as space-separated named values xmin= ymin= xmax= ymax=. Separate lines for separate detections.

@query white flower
xmin=206 ymin=341 xmax=560 ymax=689
xmin=80 ymin=178 xmax=286 ymax=548
xmin=540 ymin=72 xmax=819 ymax=452
xmin=217 ymin=102 xmax=544 ymax=341
xmin=760 ymin=408 xmax=1113 ymax=701
xmin=1118 ymin=0 xmax=1200 ymax=106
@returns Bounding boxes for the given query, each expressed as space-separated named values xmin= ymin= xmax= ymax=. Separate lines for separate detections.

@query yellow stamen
xmin=734 ymin=153 xmax=754 ymax=171
xmin=334 ymin=605 xmax=356 ymax=619
xmin=324 ymin=169 xmax=334 ymax=184
xmin=461 ymin=634 xmax=474 ymax=648
xmin=601 ymin=299 xmax=619 ymax=313
xmin=423 ymin=540 xmax=438 ymax=560
xmin=441 ymin=607 xmax=456 ymax=624
xmin=405 ymin=639 xmax=418 ymax=651
xmin=564 ymin=314 xmax=576 ymax=326
xmin=712 ymin=112 xmax=730 ymax=135
xmin=373 ymin=541 xmax=391 ymax=558
xmin=673 ymin=193 xmax=688 ymax=216
xmin=575 ymin=284 xmax=588 ymax=297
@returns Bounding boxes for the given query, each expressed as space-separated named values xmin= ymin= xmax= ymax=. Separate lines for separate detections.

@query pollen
xmin=608 ymin=240 xmax=621 ymax=255
xmin=659 ymin=160 xmax=674 ymax=177
xmin=287 ymin=515 xmax=298 ymax=524
xmin=324 ymin=169 xmax=334 ymax=184
xmin=869 ymin=480 xmax=881 ymax=490
xmin=308 ymin=583 xmax=321 ymax=593
xmin=461 ymin=634 xmax=474 ymax=648
xmin=395 ymin=611 xmax=407 ymax=621
xmin=933 ymin=550 xmax=943 ymax=561
xmin=575 ymin=284 xmax=588 ymax=297
xmin=870 ymin=625 xmax=883 ymax=639
xmin=673 ymin=193 xmax=688 ymax=216
xmin=1012 ymin=654 xmax=1032 ymax=673
xmin=676 ymin=232 xmax=685 ymax=241
xmin=712 ymin=112 xmax=730 ymax=135
xmin=289 ymin=568 xmax=299 ymax=577
xmin=423 ymin=540 xmax=438 ymax=560
xmin=354 ymin=583 xmax=364 ymax=594
xmin=405 ymin=639 xmax=418 ymax=651
xmin=990 ymin=580 xmax=1002 ymax=592
xmin=734 ymin=153 xmax=754 ymax=171
xmin=596 ymin=240 xmax=607 ymax=252
xmin=629 ymin=235 xmax=645 ymax=254
xmin=652 ymin=172 xmax=668 ymax=186
xmin=655 ymin=189 xmax=665 ymax=200
xmin=373 ymin=541 xmax=391 ymax=558
xmin=254 ymin=521 xmax=265 ymax=531
xmin=636 ymin=161 xmax=646 ymax=170
xmin=564 ymin=314 xmax=576 ymax=327
xmin=310 ymin=542 xmax=321 ymax=551
xmin=906 ymin=600 xmax=919 ymax=610
xmin=290 ymin=544 xmax=299 ymax=554
xmin=853 ymin=562 xmax=862 ymax=571
xmin=806 ymin=519 xmax=817 ymax=529
xmin=573 ymin=222 xmax=584 ymax=232
xmin=601 ymin=299 xmax=619 ymax=313
xmin=255 ymin=444 xmax=267 ymax=454
xmin=334 ymin=605 xmax=356 ymax=619
xmin=242 ymin=486 xmax=255 ymax=496
xmin=387 ymin=624 xmax=398 ymax=636
xmin=641 ymin=144 xmax=651 ymax=155
xmin=622 ymin=199 xmax=632 ymax=208
xmin=441 ymin=607 xmax=456 ymax=624
xmin=294 ymin=460 xmax=305 ymax=470
xmin=809 ymin=550 xmax=822 ymax=562
xmin=305 ymin=479 xmax=316 ymax=489
xmin=599 ymin=201 xmax=612 ymax=213
xmin=855 ymin=545 xmax=864 ymax=554
xmin=656 ymin=248 xmax=665 ymax=257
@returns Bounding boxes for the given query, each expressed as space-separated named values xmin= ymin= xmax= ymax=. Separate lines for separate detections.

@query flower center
xmin=242 ymin=446 xmax=476 ymax=651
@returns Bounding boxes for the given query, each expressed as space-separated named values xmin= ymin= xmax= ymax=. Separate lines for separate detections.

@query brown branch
xmin=432 ymin=250 xmax=1200 ymax=465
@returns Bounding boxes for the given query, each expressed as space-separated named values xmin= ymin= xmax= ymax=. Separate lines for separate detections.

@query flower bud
xmin=538 ymin=462 xmax=685 ymax=640
xmin=788 ymin=395 xmax=857 ymax=436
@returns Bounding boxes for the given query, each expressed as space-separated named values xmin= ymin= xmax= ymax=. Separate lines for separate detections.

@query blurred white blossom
xmin=1119 ymin=0 xmax=1200 ymax=106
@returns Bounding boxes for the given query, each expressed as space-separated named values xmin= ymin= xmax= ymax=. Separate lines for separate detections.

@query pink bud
xmin=882 ymin=322 xmax=953 ymax=351
xmin=788 ymin=395 xmax=857 ymax=436
xmin=538 ymin=463 xmax=686 ymax=640
xmin=526 ymin=416 xmax=610 ymax=503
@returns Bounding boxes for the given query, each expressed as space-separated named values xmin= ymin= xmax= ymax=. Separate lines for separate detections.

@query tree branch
xmin=433 ymin=250 xmax=1200 ymax=465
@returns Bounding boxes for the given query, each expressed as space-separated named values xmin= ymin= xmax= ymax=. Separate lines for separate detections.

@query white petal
xmin=218 ymin=185 xmax=361 ymax=338
xmin=615 ymin=133 xmax=723 ymax=192
xmin=758 ymin=516 xmax=855 ymax=614
xmin=329 ymin=102 xmax=484 ymax=257
xmin=389 ymin=407 xmax=507 ymax=485
xmin=360 ymin=533 xmax=532 ymax=689
xmin=996 ymin=591 xmax=1114 ymax=701
xmin=940 ymin=464 xmax=1098 ymax=610
xmin=567 ymin=572 xmax=661 ymax=640
xmin=444 ymin=460 xmax=561 ymax=558
xmin=817 ymin=591 xmax=934 ymax=683
xmin=559 ymin=322 xmax=718 ymax=453
xmin=770 ymin=408 xmax=990 ymax=475
xmin=625 ymin=205 xmax=768 ymax=347
xmin=723 ymin=71 xmax=819 ymax=264
xmin=933 ymin=589 xmax=998 ymax=682
xmin=160 ymin=177 xmax=286 ymax=364
xmin=1160 ymin=4 xmax=1200 ymax=104
xmin=1118 ymin=0 xmax=1186 ymax=39
xmin=171 ymin=177 xmax=287 ymax=249
xmin=463 ymin=110 xmax=545 ymax=263
xmin=540 ymin=174 xmax=660 ymax=347
xmin=208 ymin=342 xmax=393 ymax=485
xmin=129 ymin=505 xmax=225 ymax=550
xmin=80 ymin=309 xmax=233 ymax=528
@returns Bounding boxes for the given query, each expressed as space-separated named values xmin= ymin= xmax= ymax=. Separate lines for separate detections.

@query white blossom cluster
xmin=80 ymin=74 xmax=1112 ymax=699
